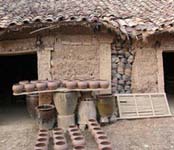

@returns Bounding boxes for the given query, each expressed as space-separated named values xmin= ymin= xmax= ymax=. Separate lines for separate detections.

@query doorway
xmin=0 ymin=53 xmax=38 ymax=121
xmin=163 ymin=52 xmax=174 ymax=113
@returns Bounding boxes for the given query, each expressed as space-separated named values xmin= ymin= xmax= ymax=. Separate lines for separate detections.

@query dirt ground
xmin=1 ymin=105 xmax=174 ymax=150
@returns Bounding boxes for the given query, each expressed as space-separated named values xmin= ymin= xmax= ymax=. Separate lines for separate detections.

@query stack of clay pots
xmin=12 ymin=79 xmax=110 ymax=94
xmin=52 ymin=128 xmax=68 ymax=150
xmin=87 ymin=119 xmax=112 ymax=150
xmin=34 ymin=129 xmax=49 ymax=150
xmin=68 ymin=125 xmax=86 ymax=150
xmin=111 ymin=39 xmax=135 ymax=94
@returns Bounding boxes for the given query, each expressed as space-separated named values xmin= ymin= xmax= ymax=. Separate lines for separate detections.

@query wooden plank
xmin=117 ymin=93 xmax=172 ymax=119
xmin=13 ymin=88 xmax=111 ymax=96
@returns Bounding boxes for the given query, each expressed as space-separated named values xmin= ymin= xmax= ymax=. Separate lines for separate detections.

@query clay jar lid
xmin=65 ymin=80 xmax=77 ymax=89
xmin=12 ymin=84 xmax=24 ymax=93
xmin=24 ymin=83 xmax=36 ymax=92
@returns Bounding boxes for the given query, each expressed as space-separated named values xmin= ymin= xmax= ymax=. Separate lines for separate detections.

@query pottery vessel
xmin=94 ymin=131 xmax=106 ymax=140
xmin=54 ymin=141 xmax=68 ymax=150
xmin=91 ymin=127 xmax=103 ymax=136
xmin=34 ymin=142 xmax=47 ymax=150
xmin=96 ymin=135 xmax=108 ymax=144
xmin=65 ymin=80 xmax=77 ymax=89
xmin=99 ymin=80 xmax=109 ymax=89
xmin=68 ymin=125 xmax=78 ymax=133
xmin=96 ymin=94 xmax=114 ymax=117
xmin=72 ymin=136 xmax=85 ymax=146
xmin=98 ymin=141 xmax=112 ymax=150
xmin=100 ymin=147 xmax=112 ymax=150
xmin=24 ymin=83 xmax=36 ymax=92
xmin=19 ymin=80 xmax=29 ymax=85
xmin=47 ymin=80 xmax=60 ymax=90
xmin=12 ymin=84 xmax=24 ymax=93
xmin=30 ymin=80 xmax=39 ymax=84
xmin=73 ymin=145 xmax=86 ymax=150
xmin=36 ymin=82 xmax=47 ymax=91
xmin=53 ymin=128 xmax=64 ymax=134
xmin=36 ymin=104 xmax=56 ymax=129
xmin=26 ymin=94 xmax=39 ymax=119
xmin=77 ymin=81 xmax=88 ymax=89
xmin=88 ymin=123 xmax=100 ymax=132
xmin=88 ymin=81 xmax=99 ymax=89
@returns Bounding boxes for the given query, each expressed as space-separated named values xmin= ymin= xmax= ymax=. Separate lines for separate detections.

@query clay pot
xmin=73 ymin=145 xmax=86 ymax=150
xmin=39 ymin=129 xmax=48 ymax=133
xmin=97 ymin=94 xmax=114 ymax=118
xmin=47 ymin=80 xmax=60 ymax=90
xmin=37 ymin=132 xmax=49 ymax=140
xmin=96 ymin=136 xmax=108 ymax=144
xmin=26 ymin=94 xmax=39 ymax=119
xmin=88 ymin=123 xmax=100 ymax=132
xmin=53 ymin=128 xmax=64 ymax=134
xmin=100 ymin=147 xmax=112 ymax=150
xmin=53 ymin=131 xmax=64 ymax=139
xmin=88 ymin=81 xmax=99 ymax=89
xmin=77 ymin=81 xmax=88 ymax=89
xmin=94 ymin=131 xmax=106 ymax=140
xmin=91 ymin=127 xmax=103 ymax=136
xmin=69 ymin=128 xmax=81 ymax=136
xmin=72 ymin=136 xmax=85 ymax=146
xmin=36 ymin=137 xmax=49 ymax=147
xmin=54 ymin=141 xmax=68 ymax=150
xmin=36 ymin=82 xmax=47 ymax=91
xmin=98 ymin=141 xmax=112 ymax=150
xmin=19 ymin=80 xmax=29 ymax=85
xmin=36 ymin=104 xmax=56 ymax=130
xmin=71 ymin=133 xmax=83 ymax=140
xmin=34 ymin=142 xmax=47 ymax=150
xmin=24 ymin=83 xmax=36 ymax=92
xmin=99 ymin=80 xmax=109 ymax=89
xmin=68 ymin=125 xmax=78 ymax=133
xmin=12 ymin=84 xmax=24 ymax=93
xmin=65 ymin=81 xmax=77 ymax=89
xmin=30 ymin=80 xmax=39 ymax=84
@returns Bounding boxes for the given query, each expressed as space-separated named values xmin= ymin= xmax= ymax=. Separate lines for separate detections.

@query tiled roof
xmin=0 ymin=0 xmax=174 ymax=36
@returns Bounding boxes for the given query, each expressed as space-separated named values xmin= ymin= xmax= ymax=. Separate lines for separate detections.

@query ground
xmin=1 ymin=104 xmax=174 ymax=150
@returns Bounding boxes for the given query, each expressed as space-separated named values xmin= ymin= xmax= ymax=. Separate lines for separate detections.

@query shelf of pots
xmin=12 ymin=80 xmax=110 ymax=96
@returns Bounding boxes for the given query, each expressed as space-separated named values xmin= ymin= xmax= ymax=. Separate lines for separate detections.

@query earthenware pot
xmin=96 ymin=135 xmax=108 ymax=144
xmin=77 ymin=81 xmax=88 ymax=89
xmin=88 ymin=123 xmax=100 ymax=132
xmin=100 ymin=147 xmax=112 ymax=150
xmin=72 ymin=136 xmax=85 ymax=146
xmin=69 ymin=128 xmax=80 ymax=136
xmin=30 ymin=80 xmax=39 ymax=84
xmin=12 ymin=84 xmax=24 ymax=93
xmin=47 ymin=80 xmax=60 ymax=90
xmin=68 ymin=125 xmax=78 ymax=133
xmin=94 ymin=131 xmax=106 ymax=141
xmin=54 ymin=141 xmax=68 ymax=150
xmin=36 ymin=82 xmax=47 ymax=91
xmin=53 ymin=128 xmax=64 ymax=134
xmin=24 ymin=83 xmax=36 ymax=92
xmin=19 ymin=80 xmax=29 ymax=85
xmin=96 ymin=94 xmax=114 ymax=117
xmin=36 ymin=104 xmax=56 ymax=129
xmin=98 ymin=141 xmax=112 ymax=150
xmin=88 ymin=81 xmax=99 ymax=89
xmin=73 ymin=145 xmax=86 ymax=150
xmin=53 ymin=131 xmax=64 ymax=139
xmin=26 ymin=94 xmax=39 ymax=119
xmin=37 ymin=132 xmax=49 ymax=140
xmin=34 ymin=142 xmax=47 ymax=150
xmin=65 ymin=81 xmax=77 ymax=89
xmin=99 ymin=80 xmax=109 ymax=89
xmin=91 ymin=127 xmax=103 ymax=136
xmin=71 ymin=133 xmax=82 ymax=140
xmin=36 ymin=137 xmax=49 ymax=147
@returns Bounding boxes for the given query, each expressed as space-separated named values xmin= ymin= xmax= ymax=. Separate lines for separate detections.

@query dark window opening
xmin=163 ymin=52 xmax=174 ymax=94
xmin=0 ymin=53 xmax=38 ymax=106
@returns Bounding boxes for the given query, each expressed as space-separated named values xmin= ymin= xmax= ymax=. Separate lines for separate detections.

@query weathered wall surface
xmin=51 ymin=35 xmax=100 ymax=80
xmin=131 ymin=47 xmax=158 ymax=93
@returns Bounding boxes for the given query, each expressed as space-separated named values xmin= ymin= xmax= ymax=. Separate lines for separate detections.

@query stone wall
xmin=111 ymin=37 xmax=135 ymax=94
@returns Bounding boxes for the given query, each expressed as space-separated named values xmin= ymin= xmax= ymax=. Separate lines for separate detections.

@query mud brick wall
xmin=111 ymin=38 xmax=135 ymax=94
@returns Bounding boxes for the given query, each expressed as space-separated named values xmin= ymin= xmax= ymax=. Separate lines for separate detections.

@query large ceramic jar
xmin=96 ymin=94 xmax=114 ymax=118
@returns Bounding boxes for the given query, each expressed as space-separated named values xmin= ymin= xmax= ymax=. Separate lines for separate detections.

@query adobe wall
xmin=0 ymin=31 xmax=113 ymax=86
xmin=132 ymin=33 xmax=174 ymax=93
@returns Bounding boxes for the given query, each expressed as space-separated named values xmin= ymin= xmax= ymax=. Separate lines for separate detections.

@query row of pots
xmin=34 ymin=129 xmax=49 ymax=150
xmin=68 ymin=125 xmax=86 ymax=150
xmin=12 ymin=79 xmax=109 ymax=93
xmin=88 ymin=119 xmax=112 ymax=150
xmin=52 ymin=128 xmax=68 ymax=150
